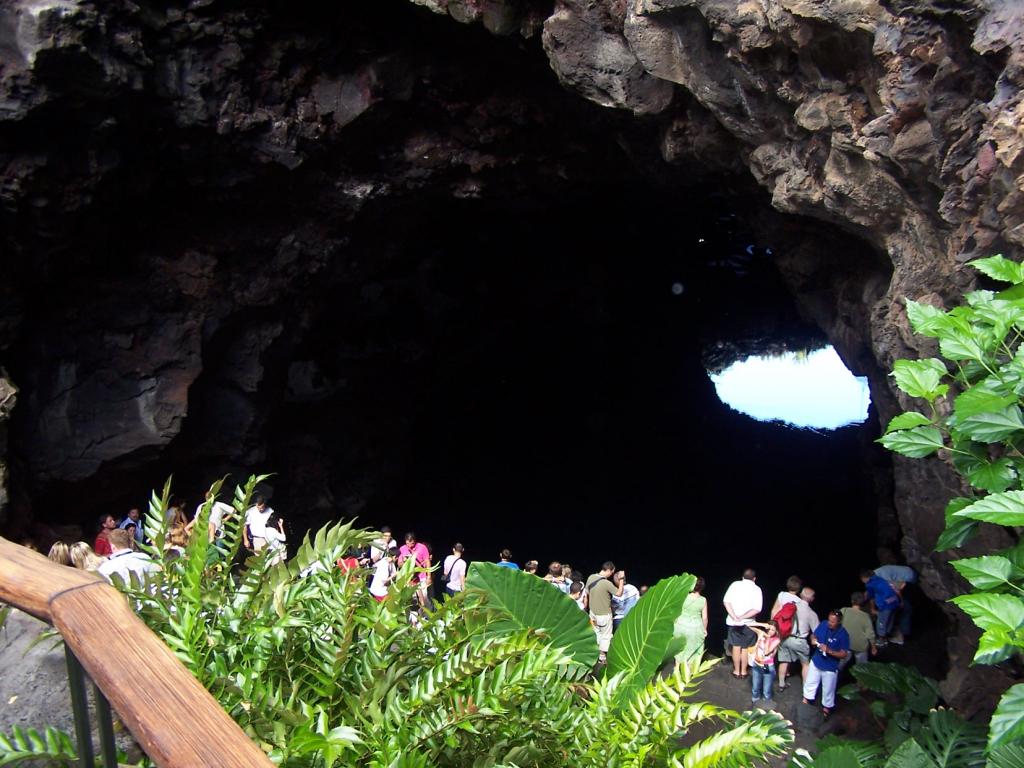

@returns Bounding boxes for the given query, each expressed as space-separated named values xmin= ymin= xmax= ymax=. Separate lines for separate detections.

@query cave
xmin=2 ymin=0 xmax=1023 ymax=714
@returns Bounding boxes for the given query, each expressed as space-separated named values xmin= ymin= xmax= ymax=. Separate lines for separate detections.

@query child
xmin=569 ymin=580 xmax=586 ymax=611
xmin=370 ymin=549 xmax=398 ymax=602
xmin=748 ymin=620 xmax=781 ymax=706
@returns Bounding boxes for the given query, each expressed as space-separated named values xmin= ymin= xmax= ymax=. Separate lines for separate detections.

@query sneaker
xmin=890 ymin=634 xmax=905 ymax=646
xmin=876 ymin=638 xmax=889 ymax=648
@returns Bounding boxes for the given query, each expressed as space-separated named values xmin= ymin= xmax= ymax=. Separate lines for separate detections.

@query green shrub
xmin=878 ymin=255 xmax=1024 ymax=750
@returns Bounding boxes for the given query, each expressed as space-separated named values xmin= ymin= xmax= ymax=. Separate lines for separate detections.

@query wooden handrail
xmin=0 ymin=537 xmax=274 ymax=767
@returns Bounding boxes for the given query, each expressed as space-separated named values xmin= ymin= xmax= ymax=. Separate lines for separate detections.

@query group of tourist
xmin=720 ymin=565 xmax=916 ymax=719
xmin=43 ymin=499 xmax=918 ymax=723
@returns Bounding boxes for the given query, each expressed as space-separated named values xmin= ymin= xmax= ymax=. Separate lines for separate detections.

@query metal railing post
xmin=64 ymin=646 xmax=95 ymax=767
xmin=94 ymin=683 xmax=118 ymax=768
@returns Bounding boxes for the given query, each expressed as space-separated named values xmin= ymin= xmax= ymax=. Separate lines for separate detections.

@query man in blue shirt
xmin=803 ymin=609 xmax=850 ymax=719
xmin=495 ymin=549 xmax=520 ymax=569
xmin=861 ymin=569 xmax=902 ymax=646
xmin=874 ymin=563 xmax=917 ymax=643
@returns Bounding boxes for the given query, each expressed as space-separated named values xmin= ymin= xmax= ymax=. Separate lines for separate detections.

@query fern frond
xmin=674 ymin=709 xmax=793 ymax=768
xmin=0 ymin=726 xmax=77 ymax=766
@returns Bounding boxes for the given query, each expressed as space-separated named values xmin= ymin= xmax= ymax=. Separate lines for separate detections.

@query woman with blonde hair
xmin=69 ymin=541 xmax=105 ymax=572
xmin=47 ymin=541 xmax=71 ymax=566
xmin=165 ymin=505 xmax=191 ymax=554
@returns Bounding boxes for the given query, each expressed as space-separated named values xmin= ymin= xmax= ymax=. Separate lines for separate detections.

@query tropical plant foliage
xmin=877 ymin=255 xmax=1024 ymax=750
xmin=2 ymin=476 xmax=794 ymax=767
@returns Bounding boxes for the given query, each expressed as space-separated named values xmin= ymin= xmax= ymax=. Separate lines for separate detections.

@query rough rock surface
xmin=454 ymin=0 xmax=1024 ymax=716
xmin=0 ymin=0 xmax=1021 ymax=716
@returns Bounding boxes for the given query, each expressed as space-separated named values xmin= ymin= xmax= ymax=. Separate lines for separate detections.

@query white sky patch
xmin=709 ymin=346 xmax=871 ymax=429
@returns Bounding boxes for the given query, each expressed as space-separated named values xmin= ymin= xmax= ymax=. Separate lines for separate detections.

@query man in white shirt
xmin=243 ymin=495 xmax=273 ymax=552
xmin=192 ymin=492 xmax=235 ymax=542
xmin=98 ymin=529 xmax=159 ymax=586
xmin=442 ymin=543 xmax=467 ymax=599
xmin=723 ymin=568 xmax=763 ymax=679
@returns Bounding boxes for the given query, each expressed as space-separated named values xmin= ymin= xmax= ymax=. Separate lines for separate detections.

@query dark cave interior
xmin=0 ymin=0 xmax=937 ymax=656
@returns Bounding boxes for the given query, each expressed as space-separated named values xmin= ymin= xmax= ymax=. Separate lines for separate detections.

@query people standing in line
xmin=243 ymin=494 xmax=273 ymax=553
xmin=586 ymin=562 xmax=624 ymax=664
xmin=442 ymin=543 xmax=467 ymax=599
xmin=673 ymin=576 xmax=709 ymax=666
xmin=496 ymin=549 xmax=519 ymax=569
xmin=840 ymin=592 xmax=877 ymax=669
xmin=69 ymin=541 xmax=105 ymax=572
xmin=803 ymin=609 xmax=850 ymax=720
xmin=98 ymin=529 xmax=159 ymax=586
xmin=611 ymin=570 xmax=640 ymax=631
xmin=873 ymin=562 xmax=917 ymax=644
xmin=723 ymin=568 xmax=763 ymax=679
xmin=398 ymin=532 xmax=432 ymax=609
xmin=776 ymin=585 xmax=819 ymax=691
xmin=94 ymin=513 xmax=118 ymax=556
xmin=748 ymin=620 xmax=781 ymax=707
xmin=370 ymin=549 xmax=398 ymax=602
xmin=119 ymin=508 xmax=144 ymax=544
xmin=860 ymin=568 xmax=901 ymax=647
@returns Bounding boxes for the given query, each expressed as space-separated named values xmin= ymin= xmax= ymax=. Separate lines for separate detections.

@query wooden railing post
xmin=0 ymin=537 xmax=274 ymax=767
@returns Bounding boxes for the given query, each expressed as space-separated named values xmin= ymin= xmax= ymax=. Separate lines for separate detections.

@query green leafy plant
xmin=0 ymin=726 xmax=78 ymax=766
xmin=878 ymin=254 xmax=1024 ymax=750
xmin=839 ymin=662 xmax=939 ymax=751
xmin=2 ymin=477 xmax=794 ymax=767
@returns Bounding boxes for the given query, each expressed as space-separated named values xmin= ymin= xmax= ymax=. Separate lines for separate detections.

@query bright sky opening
xmin=709 ymin=346 xmax=871 ymax=429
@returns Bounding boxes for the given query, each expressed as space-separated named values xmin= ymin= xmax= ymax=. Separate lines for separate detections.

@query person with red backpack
xmin=771 ymin=576 xmax=820 ymax=690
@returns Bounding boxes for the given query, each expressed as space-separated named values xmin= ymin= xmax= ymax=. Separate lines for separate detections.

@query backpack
xmin=773 ymin=601 xmax=797 ymax=640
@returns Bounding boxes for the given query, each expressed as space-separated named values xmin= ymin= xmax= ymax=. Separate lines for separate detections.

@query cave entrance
xmin=264 ymin=183 xmax=885 ymax=636
xmin=709 ymin=345 xmax=872 ymax=430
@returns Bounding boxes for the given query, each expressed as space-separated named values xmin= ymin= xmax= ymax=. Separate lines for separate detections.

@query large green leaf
xmin=939 ymin=328 xmax=986 ymax=363
xmin=465 ymin=562 xmax=599 ymax=668
xmin=951 ymin=556 xmax=1015 ymax=590
xmin=954 ymin=491 xmax=1024 ymax=526
xmin=967 ymin=459 xmax=1017 ymax=493
xmin=892 ymin=359 xmax=948 ymax=401
xmin=885 ymin=412 xmax=933 ymax=434
xmin=950 ymin=593 xmax=1024 ymax=633
xmin=606 ymin=573 xmax=694 ymax=706
xmin=987 ymin=742 xmax=1024 ymax=768
xmin=936 ymin=498 xmax=980 ymax=551
xmin=878 ymin=427 xmax=945 ymax=458
xmin=990 ymin=684 xmax=1024 ymax=750
xmin=971 ymin=255 xmax=1024 ymax=285
xmin=884 ymin=738 xmax=931 ymax=768
xmin=906 ymin=300 xmax=951 ymax=338
xmin=958 ymin=406 xmax=1024 ymax=443
xmin=975 ymin=628 xmax=1016 ymax=665
xmin=794 ymin=745 xmax=864 ymax=768
xmin=955 ymin=385 xmax=1018 ymax=421
xmin=915 ymin=708 xmax=986 ymax=768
